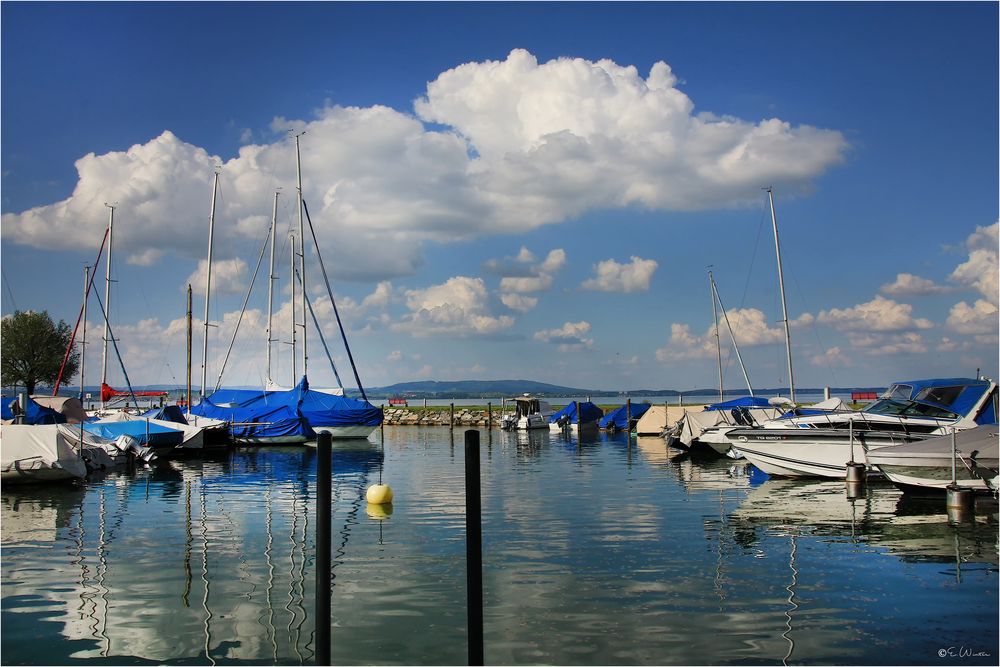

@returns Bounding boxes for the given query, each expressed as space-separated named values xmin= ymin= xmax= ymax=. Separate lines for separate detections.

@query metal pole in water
xmin=946 ymin=427 xmax=974 ymax=516
xmin=487 ymin=402 xmax=492 ymax=430
xmin=315 ymin=432 xmax=332 ymax=666
xmin=450 ymin=402 xmax=455 ymax=430
xmin=845 ymin=419 xmax=866 ymax=484
xmin=464 ymin=429 xmax=484 ymax=666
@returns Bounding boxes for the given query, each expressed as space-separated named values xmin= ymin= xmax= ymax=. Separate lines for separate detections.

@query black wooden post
xmin=465 ymin=430 xmax=484 ymax=666
xmin=315 ymin=432 xmax=332 ymax=666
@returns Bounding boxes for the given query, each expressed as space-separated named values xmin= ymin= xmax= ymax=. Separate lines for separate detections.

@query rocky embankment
xmin=380 ymin=407 xmax=498 ymax=427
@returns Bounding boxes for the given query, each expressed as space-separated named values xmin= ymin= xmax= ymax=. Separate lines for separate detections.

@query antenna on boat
xmin=766 ymin=187 xmax=796 ymax=404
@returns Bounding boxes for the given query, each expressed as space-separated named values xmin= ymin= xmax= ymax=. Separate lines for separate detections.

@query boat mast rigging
xmin=200 ymin=171 xmax=220 ymax=399
xmin=101 ymin=203 xmax=115 ymax=410
xmin=767 ymin=187 xmax=796 ymax=404
xmin=294 ymin=132 xmax=308 ymax=378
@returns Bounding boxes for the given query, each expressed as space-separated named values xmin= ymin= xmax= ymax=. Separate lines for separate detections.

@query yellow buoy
xmin=366 ymin=502 xmax=393 ymax=520
xmin=366 ymin=483 xmax=394 ymax=505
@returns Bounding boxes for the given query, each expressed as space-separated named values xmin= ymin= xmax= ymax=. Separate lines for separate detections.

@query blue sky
xmin=2 ymin=1 xmax=997 ymax=393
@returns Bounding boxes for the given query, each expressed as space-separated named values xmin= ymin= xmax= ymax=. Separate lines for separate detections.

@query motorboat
xmin=549 ymin=401 xmax=603 ymax=432
xmin=727 ymin=377 xmax=998 ymax=478
xmin=865 ymin=424 xmax=998 ymax=493
xmin=500 ymin=395 xmax=554 ymax=430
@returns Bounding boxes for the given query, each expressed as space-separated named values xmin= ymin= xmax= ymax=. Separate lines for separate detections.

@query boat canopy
xmin=599 ymin=402 xmax=652 ymax=429
xmin=291 ymin=378 xmax=383 ymax=428
xmin=82 ymin=419 xmax=184 ymax=448
xmin=878 ymin=378 xmax=994 ymax=419
xmin=1 ymin=424 xmax=88 ymax=481
xmin=549 ymin=401 xmax=604 ymax=425
xmin=704 ymin=396 xmax=773 ymax=411
xmin=1 ymin=395 xmax=68 ymax=425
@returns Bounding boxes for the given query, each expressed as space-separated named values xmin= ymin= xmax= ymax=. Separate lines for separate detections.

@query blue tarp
xmin=549 ymin=401 xmax=604 ymax=426
xmin=142 ymin=404 xmax=190 ymax=425
xmin=1 ymin=395 xmax=15 ymax=420
xmin=190 ymin=394 xmax=315 ymax=441
xmin=192 ymin=377 xmax=381 ymax=438
xmin=705 ymin=396 xmax=773 ymax=411
xmin=599 ymin=402 xmax=651 ymax=429
xmin=83 ymin=419 xmax=184 ymax=448
xmin=294 ymin=381 xmax=383 ymax=428
xmin=1 ymin=395 xmax=67 ymax=425
xmin=889 ymin=378 xmax=992 ymax=417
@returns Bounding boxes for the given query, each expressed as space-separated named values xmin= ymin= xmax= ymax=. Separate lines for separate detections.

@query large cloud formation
xmin=3 ymin=49 xmax=847 ymax=282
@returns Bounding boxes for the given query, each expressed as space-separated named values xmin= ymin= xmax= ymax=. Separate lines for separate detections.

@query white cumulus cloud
xmin=582 ymin=256 xmax=658 ymax=293
xmin=946 ymin=299 xmax=999 ymax=342
xmin=393 ymin=276 xmax=514 ymax=337
xmin=880 ymin=273 xmax=950 ymax=297
xmin=533 ymin=320 xmax=594 ymax=351
xmin=3 ymin=50 xmax=846 ymax=285
xmin=950 ymin=221 xmax=998 ymax=306
xmin=817 ymin=296 xmax=933 ymax=332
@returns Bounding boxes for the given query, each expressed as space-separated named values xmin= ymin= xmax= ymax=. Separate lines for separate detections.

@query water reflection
xmin=2 ymin=431 xmax=996 ymax=665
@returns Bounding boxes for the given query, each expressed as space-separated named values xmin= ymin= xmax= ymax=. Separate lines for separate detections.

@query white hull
xmin=310 ymin=424 xmax=378 ymax=439
xmin=233 ymin=434 xmax=312 ymax=445
xmin=729 ymin=429 xmax=925 ymax=478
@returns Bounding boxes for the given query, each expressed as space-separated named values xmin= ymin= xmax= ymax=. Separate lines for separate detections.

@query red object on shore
xmin=100 ymin=383 xmax=168 ymax=403
xmin=851 ymin=391 xmax=879 ymax=402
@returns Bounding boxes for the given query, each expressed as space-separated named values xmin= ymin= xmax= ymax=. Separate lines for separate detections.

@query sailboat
xmin=193 ymin=137 xmax=383 ymax=441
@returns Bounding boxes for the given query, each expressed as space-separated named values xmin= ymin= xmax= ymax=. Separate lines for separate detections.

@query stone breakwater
xmin=380 ymin=407 xmax=499 ymax=427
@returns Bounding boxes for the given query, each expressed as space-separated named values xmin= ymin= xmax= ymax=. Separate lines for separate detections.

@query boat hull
xmin=311 ymin=424 xmax=378 ymax=439
xmin=729 ymin=428 xmax=924 ymax=478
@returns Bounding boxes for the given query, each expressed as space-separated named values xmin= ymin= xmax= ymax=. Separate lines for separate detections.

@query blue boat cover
xmin=0 ymin=395 xmax=67 ymax=424
xmin=142 ymin=404 xmax=190 ymax=424
xmin=705 ymin=396 xmax=773 ymax=411
xmin=190 ymin=394 xmax=315 ymax=441
xmin=599 ymin=402 xmax=651 ymax=429
xmin=191 ymin=377 xmax=381 ymax=437
xmin=549 ymin=401 xmax=604 ymax=425
xmin=83 ymin=419 xmax=184 ymax=447
xmin=1 ymin=395 xmax=15 ymax=420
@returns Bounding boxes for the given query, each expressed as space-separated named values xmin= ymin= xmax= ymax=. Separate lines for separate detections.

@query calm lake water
xmin=2 ymin=426 xmax=997 ymax=665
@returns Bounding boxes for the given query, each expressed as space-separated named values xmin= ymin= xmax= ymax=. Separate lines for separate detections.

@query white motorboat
xmin=500 ymin=395 xmax=554 ymax=430
xmin=728 ymin=377 xmax=998 ymax=478
xmin=865 ymin=424 xmax=998 ymax=493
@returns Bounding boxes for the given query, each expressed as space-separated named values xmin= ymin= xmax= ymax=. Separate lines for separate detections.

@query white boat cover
xmin=678 ymin=407 xmax=782 ymax=447
xmin=636 ymin=406 xmax=668 ymax=435
xmin=1 ymin=424 xmax=88 ymax=482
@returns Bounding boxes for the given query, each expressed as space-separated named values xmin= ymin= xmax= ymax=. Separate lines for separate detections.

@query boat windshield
xmin=865 ymin=398 xmax=958 ymax=420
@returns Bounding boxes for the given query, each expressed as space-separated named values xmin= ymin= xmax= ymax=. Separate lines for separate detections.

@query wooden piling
xmin=464 ymin=430 xmax=484 ymax=666
xmin=315 ymin=432 xmax=332 ymax=666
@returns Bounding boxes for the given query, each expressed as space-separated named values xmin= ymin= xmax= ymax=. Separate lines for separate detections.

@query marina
xmin=1 ymin=426 xmax=997 ymax=665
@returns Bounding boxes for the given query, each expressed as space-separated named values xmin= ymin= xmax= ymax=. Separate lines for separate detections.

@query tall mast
xmin=186 ymin=284 xmax=192 ymax=412
xmin=201 ymin=171 xmax=220 ymax=398
xmin=767 ymin=187 xmax=796 ymax=403
xmin=80 ymin=265 xmax=89 ymax=401
xmin=709 ymin=269 xmax=724 ymax=403
xmin=266 ymin=190 xmax=279 ymax=383
xmin=714 ymin=275 xmax=755 ymax=397
xmin=294 ymin=133 xmax=308 ymax=378
xmin=290 ymin=232 xmax=297 ymax=385
xmin=100 ymin=204 xmax=114 ymax=409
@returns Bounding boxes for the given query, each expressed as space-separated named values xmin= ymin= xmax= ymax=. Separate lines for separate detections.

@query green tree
xmin=1 ymin=310 xmax=78 ymax=394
